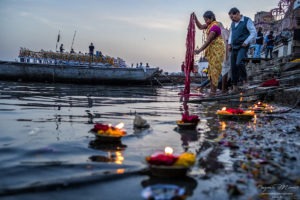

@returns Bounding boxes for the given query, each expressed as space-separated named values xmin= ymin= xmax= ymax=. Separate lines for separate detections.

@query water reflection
xmin=88 ymin=139 xmax=127 ymax=165
xmin=141 ymin=176 xmax=197 ymax=199
xmin=174 ymin=128 xmax=199 ymax=151
xmin=198 ymin=146 xmax=225 ymax=174
xmin=219 ymin=121 xmax=227 ymax=131
xmin=89 ymin=152 xmax=124 ymax=164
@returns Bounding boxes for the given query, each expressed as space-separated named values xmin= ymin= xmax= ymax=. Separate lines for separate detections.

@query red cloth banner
xmin=183 ymin=14 xmax=196 ymax=95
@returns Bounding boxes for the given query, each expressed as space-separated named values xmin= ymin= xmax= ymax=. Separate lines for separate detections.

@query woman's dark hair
xmin=203 ymin=11 xmax=216 ymax=21
xmin=228 ymin=7 xmax=240 ymax=15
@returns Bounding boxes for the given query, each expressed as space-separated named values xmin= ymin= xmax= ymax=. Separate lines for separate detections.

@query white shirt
xmin=228 ymin=16 xmax=257 ymax=45
xmin=294 ymin=0 xmax=300 ymax=9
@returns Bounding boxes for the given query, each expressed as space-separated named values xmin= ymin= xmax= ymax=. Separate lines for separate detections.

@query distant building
xmin=253 ymin=0 xmax=300 ymax=59
xmin=254 ymin=11 xmax=274 ymax=32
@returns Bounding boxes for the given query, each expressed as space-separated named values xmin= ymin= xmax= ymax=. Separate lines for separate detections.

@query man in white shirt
xmin=228 ymin=7 xmax=256 ymax=93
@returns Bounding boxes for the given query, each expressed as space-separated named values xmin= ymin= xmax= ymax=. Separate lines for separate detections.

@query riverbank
xmin=158 ymin=58 xmax=300 ymax=108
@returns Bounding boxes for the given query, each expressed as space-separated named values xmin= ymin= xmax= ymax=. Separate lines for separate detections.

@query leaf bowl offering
xmin=176 ymin=114 xmax=199 ymax=129
xmin=176 ymin=120 xmax=198 ymax=129
xmin=249 ymin=102 xmax=274 ymax=113
xmin=148 ymin=165 xmax=190 ymax=178
xmin=216 ymin=107 xmax=254 ymax=120
xmin=91 ymin=122 xmax=126 ymax=142
xmin=146 ymin=147 xmax=196 ymax=178
xmin=91 ymin=133 xmax=123 ymax=142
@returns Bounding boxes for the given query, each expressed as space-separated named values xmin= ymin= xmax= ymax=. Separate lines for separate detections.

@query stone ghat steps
xmin=246 ymin=59 xmax=300 ymax=107
xmin=247 ymin=59 xmax=299 ymax=82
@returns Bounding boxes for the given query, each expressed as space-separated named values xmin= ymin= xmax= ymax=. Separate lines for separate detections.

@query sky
xmin=0 ymin=0 xmax=279 ymax=72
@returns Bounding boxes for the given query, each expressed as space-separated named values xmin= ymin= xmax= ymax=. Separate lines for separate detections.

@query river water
xmin=0 ymin=80 xmax=299 ymax=200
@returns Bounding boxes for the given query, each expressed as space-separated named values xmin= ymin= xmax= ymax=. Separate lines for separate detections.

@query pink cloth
xmin=210 ymin=25 xmax=221 ymax=36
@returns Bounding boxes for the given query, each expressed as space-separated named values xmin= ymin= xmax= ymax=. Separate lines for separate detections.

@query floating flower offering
xmin=146 ymin=147 xmax=196 ymax=177
xmin=91 ymin=122 xmax=126 ymax=142
xmin=249 ymin=102 xmax=274 ymax=112
xmin=176 ymin=114 xmax=199 ymax=129
xmin=216 ymin=107 xmax=254 ymax=119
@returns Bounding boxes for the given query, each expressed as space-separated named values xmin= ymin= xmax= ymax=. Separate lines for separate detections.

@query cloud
xmin=18 ymin=11 xmax=53 ymax=26
xmin=108 ymin=16 xmax=184 ymax=31
xmin=19 ymin=11 xmax=30 ymax=17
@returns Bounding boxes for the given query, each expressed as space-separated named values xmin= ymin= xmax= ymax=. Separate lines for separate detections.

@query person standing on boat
xmin=59 ymin=44 xmax=64 ymax=53
xmin=193 ymin=11 xmax=225 ymax=96
xmin=89 ymin=42 xmax=95 ymax=62
xmin=228 ymin=7 xmax=256 ymax=93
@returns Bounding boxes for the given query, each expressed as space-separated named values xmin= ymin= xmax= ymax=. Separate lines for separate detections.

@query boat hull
xmin=0 ymin=61 xmax=159 ymax=85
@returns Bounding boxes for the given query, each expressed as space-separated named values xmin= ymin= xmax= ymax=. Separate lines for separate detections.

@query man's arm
xmin=243 ymin=18 xmax=256 ymax=45
xmin=228 ymin=28 xmax=232 ymax=51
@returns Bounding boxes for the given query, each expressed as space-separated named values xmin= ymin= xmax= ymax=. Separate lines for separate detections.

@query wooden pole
xmin=70 ymin=30 xmax=77 ymax=52
xmin=55 ymin=30 xmax=60 ymax=52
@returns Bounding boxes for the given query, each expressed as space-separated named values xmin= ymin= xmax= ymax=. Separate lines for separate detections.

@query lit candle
xmin=115 ymin=122 xmax=124 ymax=129
xmin=164 ymin=146 xmax=173 ymax=155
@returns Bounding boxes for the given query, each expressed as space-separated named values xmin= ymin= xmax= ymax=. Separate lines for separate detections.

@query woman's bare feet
xmin=196 ymin=86 xmax=204 ymax=93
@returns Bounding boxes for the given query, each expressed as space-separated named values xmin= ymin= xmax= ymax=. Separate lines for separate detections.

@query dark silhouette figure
xmin=59 ymin=44 xmax=64 ymax=53
xmin=265 ymin=31 xmax=274 ymax=59
xmin=89 ymin=43 xmax=95 ymax=62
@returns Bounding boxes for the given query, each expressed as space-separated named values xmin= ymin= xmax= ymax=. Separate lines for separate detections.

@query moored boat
xmin=0 ymin=60 xmax=159 ymax=85
xmin=0 ymin=48 xmax=160 ymax=85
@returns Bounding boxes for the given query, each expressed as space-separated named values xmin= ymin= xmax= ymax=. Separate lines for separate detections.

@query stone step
xmin=273 ymin=86 xmax=300 ymax=106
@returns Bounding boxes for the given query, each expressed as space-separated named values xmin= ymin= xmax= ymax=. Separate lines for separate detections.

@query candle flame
xmin=114 ymin=151 xmax=124 ymax=164
xmin=222 ymin=107 xmax=226 ymax=111
xmin=240 ymin=96 xmax=243 ymax=102
xmin=165 ymin=146 xmax=173 ymax=155
xmin=115 ymin=122 xmax=124 ymax=129
xmin=220 ymin=121 xmax=227 ymax=131
xmin=116 ymin=168 xmax=125 ymax=174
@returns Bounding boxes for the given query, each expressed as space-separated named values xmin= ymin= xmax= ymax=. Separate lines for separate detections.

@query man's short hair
xmin=228 ymin=7 xmax=240 ymax=15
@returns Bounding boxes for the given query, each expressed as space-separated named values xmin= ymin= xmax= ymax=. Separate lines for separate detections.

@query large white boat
xmin=0 ymin=48 xmax=159 ymax=85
